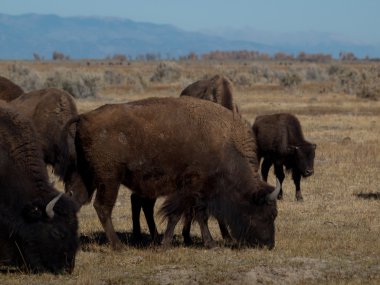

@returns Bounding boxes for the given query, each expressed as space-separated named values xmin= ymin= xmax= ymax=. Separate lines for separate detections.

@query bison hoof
xmin=204 ymin=240 xmax=217 ymax=249
xmin=183 ymin=236 xmax=193 ymax=246
xmin=111 ymin=241 xmax=124 ymax=251
xmin=152 ymin=235 xmax=163 ymax=245
xmin=161 ymin=237 xmax=173 ymax=249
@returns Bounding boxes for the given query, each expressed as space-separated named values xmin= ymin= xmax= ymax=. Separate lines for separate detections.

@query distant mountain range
xmin=1 ymin=13 xmax=379 ymax=60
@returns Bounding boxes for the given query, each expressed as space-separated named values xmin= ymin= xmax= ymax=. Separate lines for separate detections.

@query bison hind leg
xmin=274 ymin=163 xmax=285 ymax=200
xmin=194 ymin=209 xmax=216 ymax=248
xmin=93 ymin=181 xmax=123 ymax=250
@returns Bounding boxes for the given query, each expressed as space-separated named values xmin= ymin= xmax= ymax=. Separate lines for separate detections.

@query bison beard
xmin=0 ymin=106 xmax=79 ymax=274
xmin=72 ymin=97 xmax=279 ymax=250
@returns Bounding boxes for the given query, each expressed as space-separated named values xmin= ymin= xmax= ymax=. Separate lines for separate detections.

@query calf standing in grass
xmin=252 ymin=113 xmax=316 ymax=201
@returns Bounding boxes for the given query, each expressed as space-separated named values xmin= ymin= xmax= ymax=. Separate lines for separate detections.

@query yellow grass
xmin=0 ymin=60 xmax=379 ymax=284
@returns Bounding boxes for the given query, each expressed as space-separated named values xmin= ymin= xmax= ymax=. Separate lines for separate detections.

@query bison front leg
xmin=195 ymin=209 xmax=217 ymax=249
xmin=94 ymin=181 xmax=123 ymax=250
xmin=161 ymin=213 xmax=181 ymax=248
xmin=292 ymin=171 xmax=303 ymax=201
xmin=261 ymin=158 xmax=272 ymax=182
xmin=131 ymin=193 xmax=159 ymax=243
xmin=181 ymin=208 xmax=194 ymax=246
xmin=217 ymin=219 xmax=232 ymax=242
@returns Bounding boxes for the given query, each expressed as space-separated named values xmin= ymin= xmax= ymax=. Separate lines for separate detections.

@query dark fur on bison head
xmin=0 ymin=152 xmax=79 ymax=274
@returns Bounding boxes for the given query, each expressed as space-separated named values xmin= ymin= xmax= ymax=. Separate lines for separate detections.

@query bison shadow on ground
xmin=354 ymin=192 xmax=380 ymax=200
xmin=79 ymin=231 xmax=212 ymax=251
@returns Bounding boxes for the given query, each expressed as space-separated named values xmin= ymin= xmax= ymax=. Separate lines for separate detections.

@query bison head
xmin=15 ymin=193 xmax=79 ymax=273
xmin=289 ymin=142 xmax=316 ymax=177
xmin=221 ymin=179 xmax=280 ymax=249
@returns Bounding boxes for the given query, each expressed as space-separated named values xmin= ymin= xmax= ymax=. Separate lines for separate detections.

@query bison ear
xmin=312 ymin=143 xmax=317 ymax=150
xmin=251 ymin=180 xmax=272 ymax=205
xmin=22 ymin=202 xmax=43 ymax=222
xmin=251 ymin=179 xmax=281 ymax=205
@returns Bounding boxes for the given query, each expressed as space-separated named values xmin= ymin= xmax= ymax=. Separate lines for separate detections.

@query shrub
xmin=7 ymin=64 xmax=43 ymax=92
xmin=305 ymin=65 xmax=328 ymax=81
xmin=356 ymin=85 xmax=380 ymax=101
xmin=280 ymin=72 xmax=302 ymax=88
xmin=229 ymin=72 xmax=254 ymax=87
xmin=249 ymin=64 xmax=274 ymax=83
xmin=103 ymin=70 xmax=126 ymax=86
xmin=52 ymin=51 xmax=69 ymax=61
xmin=150 ymin=62 xmax=182 ymax=83
xmin=44 ymin=70 xmax=100 ymax=98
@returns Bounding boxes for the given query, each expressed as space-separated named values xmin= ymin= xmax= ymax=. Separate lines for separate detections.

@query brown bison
xmin=70 ymin=96 xmax=280 ymax=250
xmin=180 ymin=74 xmax=238 ymax=112
xmin=9 ymin=88 xmax=79 ymax=191
xmin=131 ymin=74 xmax=239 ymax=243
xmin=0 ymin=106 xmax=79 ymax=273
xmin=0 ymin=76 xmax=24 ymax=102
xmin=252 ymin=113 xmax=316 ymax=201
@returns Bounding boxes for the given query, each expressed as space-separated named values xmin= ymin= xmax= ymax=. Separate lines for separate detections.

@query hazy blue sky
xmin=2 ymin=0 xmax=380 ymax=44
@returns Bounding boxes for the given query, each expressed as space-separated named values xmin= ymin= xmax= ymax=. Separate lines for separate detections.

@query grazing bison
xmin=0 ymin=106 xmax=79 ymax=273
xmin=180 ymin=74 xmax=238 ymax=112
xmin=252 ymin=113 xmax=316 ymax=201
xmin=0 ymin=76 xmax=24 ymax=102
xmin=9 ymin=88 xmax=79 ymax=192
xmin=70 ymin=96 xmax=280 ymax=250
xmin=131 ymin=74 xmax=239 ymax=243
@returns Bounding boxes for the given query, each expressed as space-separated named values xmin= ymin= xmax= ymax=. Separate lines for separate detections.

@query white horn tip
xmin=46 ymin=192 xmax=64 ymax=219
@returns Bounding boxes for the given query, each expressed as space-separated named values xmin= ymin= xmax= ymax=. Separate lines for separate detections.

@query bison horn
xmin=46 ymin=192 xmax=64 ymax=219
xmin=267 ymin=179 xmax=281 ymax=201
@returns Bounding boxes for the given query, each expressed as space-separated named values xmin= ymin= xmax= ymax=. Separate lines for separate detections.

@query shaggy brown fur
xmin=9 ymin=88 xmax=79 ymax=191
xmin=0 ymin=106 xmax=79 ymax=273
xmin=180 ymin=74 xmax=238 ymax=112
xmin=253 ymin=113 xmax=316 ymax=201
xmin=134 ymin=75 xmax=239 ymax=243
xmin=72 ymin=96 xmax=279 ymax=250
xmin=0 ymin=76 xmax=24 ymax=102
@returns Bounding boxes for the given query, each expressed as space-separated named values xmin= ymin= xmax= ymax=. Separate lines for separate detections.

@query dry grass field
xmin=0 ymin=59 xmax=379 ymax=284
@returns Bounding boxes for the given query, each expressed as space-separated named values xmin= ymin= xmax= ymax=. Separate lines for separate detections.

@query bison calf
xmin=253 ymin=113 xmax=316 ymax=201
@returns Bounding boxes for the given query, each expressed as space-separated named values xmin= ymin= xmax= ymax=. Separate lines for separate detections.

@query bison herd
xmin=0 ymin=74 xmax=315 ymax=274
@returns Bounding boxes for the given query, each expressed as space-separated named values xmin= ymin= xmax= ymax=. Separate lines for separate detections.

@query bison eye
xmin=22 ymin=204 xmax=43 ymax=222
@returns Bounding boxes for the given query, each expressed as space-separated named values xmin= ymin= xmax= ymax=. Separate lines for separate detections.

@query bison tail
xmin=158 ymin=193 xmax=196 ymax=224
